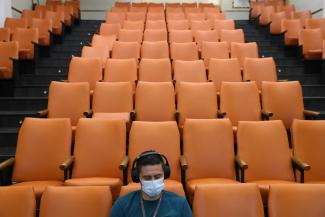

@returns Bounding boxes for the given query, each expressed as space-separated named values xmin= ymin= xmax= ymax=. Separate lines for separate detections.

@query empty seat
xmin=214 ymin=19 xmax=235 ymax=39
xmin=99 ymin=23 xmax=121 ymax=37
xmin=243 ymin=57 xmax=277 ymax=90
xmin=56 ymin=5 xmax=73 ymax=27
xmin=170 ymin=42 xmax=199 ymax=61
xmin=67 ymin=57 xmax=102 ymax=92
xmin=174 ymin=60 xmax=207 ymax=90
xmin=269 ymin=184 xmax=325 ymax=217
xmin=0 ymin=118 xmax=72 ymax=198
xmin=294 ymin=10 xmax=312 ymax=27
xmin=201 ymin=41 xmax=229 ymax=67
xmin=146 ymin=12 xmax=165 ymax=20
xmin=120 ymin=121 xmax=185 ymax=196
xmin=139 ymin=58 xmax=172 ymax=82
xmin=177 ymin=82 xmax=217 ymax=127
xmin=193 ymin=184 xmax=264 ymax=217
xmin=143 ymin=29 xmax=168 ymax=41
xmin=12 ymin=28 xmax=39 ymax=60
xmin=300 ymin=28 xmax=323 ymax=60
xmin=187 ymin=13 xmax=205 ymax=21
xmin=111 ymin=41 xmax=140 ymax=60
xmin=45 ymin=11 xmax=63 ymax=35
xmin=104 ymin=59 xmax=137 ymax=87
xmin=306 ymin=18 xmax=323 ymax=29
xmin=141 ymin=41 xmax=169 ymax=59
xmin=259 ymin=6 xmax=275 ymax=26
xmin=91 ymin=82 xmax=133 ymax=122
xmin=208 ymin=58 xmax=242 ymax=92
xmin=236 ymin=120 xmax=295 ymax=204
xmin=81 ymin=46 xmax=109 ymax=69
xmin=182 ymin=119 xmax=238 ymax=201
xmin=0 ymin=41 xmax=19 ymax=79
xmin=39 ymin=186 xmax=112 ymax=217
xmin=220 ymin=82 xmax=262 ymax=127
xmin=105 ymin=12 xmax=124 ymax=26
xmin=282 ymin=19 xmax=302 ymax=46
xmin=166 ymin=12 xmax=186 ymax=21
xmin=261 ymin=81 xmax=319 ymax=130
xmin=122 ymin=20 xmax=144 ymax=31
xmin=292 ymin=120 xmax=325 ymax=183
xmin=190 ymin=20 xmax=212 ymax=36
xmin=135 ymin=82 xmax=176 ymax=121
xmin=250 ymin=2 xmax=263 ymax=19
xmin=31 ymin=18 xmax=52 ymax=46
xmin=91 ymin=34 xmax=116 ymax=52
xmin=64 ymin=119 xmax=126 ymax=200
xmin=167 ymin=20 xmax=190 ymax=31
xmin=22 ymin=10 xmax=42 ymax=27
xmin=0 ymin=186 xmax=35 ymax=217
xmin=169 ymin=30 xmax=193 ymax=43
xmin=231 ymin=42 xmax=259 ymax=68
xmin=126 ymin=12 xmax=146 ymax=22
xmin=42 ymin=81 xmax=90 ymax=127
xmin=4 ymin=18 xmax=27 ymax=36
xmin=0 ymin=28 xmax=10 ymax=42
xmin=270 ymin=12 xmax=286 ymax=35
xmin=194 ymin=30 xmax=218 ymax=51
xmin=206 ymin=12 xmax=226 ymax=27
xmin=145 ymin=20 xmax=166 ymax=30
xmin=220 ymin=29 xmax=245 ymax=49
xmin=118 ymin=29 xmax=143 ymax=43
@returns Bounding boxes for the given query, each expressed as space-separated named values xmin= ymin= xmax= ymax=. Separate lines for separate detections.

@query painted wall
xmin=289 ymin=0 xmax=323 ymax=18
xmin=0 ymin=0 xmax=12 ymax=27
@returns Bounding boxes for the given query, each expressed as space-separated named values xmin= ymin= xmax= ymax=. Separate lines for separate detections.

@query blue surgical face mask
xmin=140 ymin=178 xmax=165 ymax=197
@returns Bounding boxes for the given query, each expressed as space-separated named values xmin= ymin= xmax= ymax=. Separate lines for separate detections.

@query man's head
xmin=132 ymin=151 xmax=169 ymax=198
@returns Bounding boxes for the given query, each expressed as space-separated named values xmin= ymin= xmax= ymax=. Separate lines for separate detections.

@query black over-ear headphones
xmin=131 ymin=150 xmax=170 ymax=183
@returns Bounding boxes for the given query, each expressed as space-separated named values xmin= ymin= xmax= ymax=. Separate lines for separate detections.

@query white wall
xmin=289 ymin=0 xmax=323 ymax=18
xmin=0 ymin=0 xmax=12 ymax=27
xmin=11 ymin=0 xmax=33 ymax=17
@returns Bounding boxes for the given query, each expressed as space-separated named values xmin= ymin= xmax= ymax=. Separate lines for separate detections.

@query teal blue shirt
xmin=110 ymin=190 xmax=193 ymax=217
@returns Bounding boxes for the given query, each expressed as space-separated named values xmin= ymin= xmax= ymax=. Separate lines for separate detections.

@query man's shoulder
xmin=115 ymin=191 xmax=140 ymax=205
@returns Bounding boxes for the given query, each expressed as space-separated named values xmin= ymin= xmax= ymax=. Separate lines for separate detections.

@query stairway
xmin=236 ymin=20 xmax=325 ymax=118
xmin=0 ymin=20 xmax=101 ymax=160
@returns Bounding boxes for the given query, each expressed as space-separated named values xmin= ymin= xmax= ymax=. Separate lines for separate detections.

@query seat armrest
xmin=262 ymin=110 xmax=273 ymax=120
xmin=119 ymin=156 xmax=129 ymax=170
xmin=175 ymin=110 xmax=180 ymax=123
xmin=9 ymin=57 xmax=19 ymax=61
xmin=304 ymin=110 xmax=320 ymax=118
xmin=60 ymin=156 xmax=75 ymax=171
xmin=180 ymin=155 xmax=188 ymax=170
xmin=130 ymin=111 xmax=136 ymax=121
xmin=32 ymin=41 xmax=39 ymax=46
xmin=218 ymin=110 xmax=226 ymax=118
xmin=0 ymin=157 xmax=15 ymax=171
xmin=235 ymin=156 xmax=248 ymax=170
xmin=83 ymin=109 xmax=93 ymax=118
xmin=37 ymin=109 xmax=49 ymax=118
xmin=278 ymin=79 xmax=288 ymax=82
xmin=292 ymin=156 xmax=310 ymax=183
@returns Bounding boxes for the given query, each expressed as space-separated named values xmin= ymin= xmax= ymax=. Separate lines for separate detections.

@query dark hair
xmin=136 ymin=151 xmax=165 ymax=174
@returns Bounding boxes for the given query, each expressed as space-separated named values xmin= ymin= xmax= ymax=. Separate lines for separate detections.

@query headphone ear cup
xmin=164 ymin=165 xmax=171 ymax=179
xmin=131 ymin=168 xmax=140 ymax=183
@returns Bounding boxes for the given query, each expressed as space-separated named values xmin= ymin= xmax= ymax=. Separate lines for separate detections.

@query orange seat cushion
xmin=13 ymin=180 xmax=63 ymax=198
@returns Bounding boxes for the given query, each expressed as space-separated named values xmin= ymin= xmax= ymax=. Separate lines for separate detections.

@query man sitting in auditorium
xmin=110 ymin=150 xmax=193 ymax=217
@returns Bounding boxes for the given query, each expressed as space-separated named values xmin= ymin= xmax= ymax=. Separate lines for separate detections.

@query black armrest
xmin=292 ymin=156 xmax=310 ymax=183
xmin=60 ymin=156 xmax=75 ymax=180
xmin=180 ymin=155 xmax=188 ymax=171
xmin=262 ymin=110 xmax=273 ymax=120
xmin=0 ymin=158 xmax=15 ymax=171
xmin=84 ymin=109 xmax=93 ymax=118
xmin=304 ymin=110 xmax=320 ymax=119
xmin=235 ymin=156 xmax=248 ymax=183
xmin=37 ymin=109 xmax=49 ymax=118
xmin=130 ymin=111 xmax=136 ymax=121
xmin=119 ymin=156 xmax=129 ymax=170
xmin=218 ymin=110 xmax=226 ymax=118
xmin=175 ymin=110 xmax=180 ymax=123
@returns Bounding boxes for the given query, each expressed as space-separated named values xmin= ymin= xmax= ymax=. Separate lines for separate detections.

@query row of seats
xmin=41 ymin=80 xmax=315 ymax=133
xmin=251 ymin=1 xmax=325 ymax=60
xmin=2 ymin=184 xmax=325 ymax=217
xmin=1 ymin=118 xmax=325 ymax=204
xmin=69 ymin=56 xmax=276 ymax=91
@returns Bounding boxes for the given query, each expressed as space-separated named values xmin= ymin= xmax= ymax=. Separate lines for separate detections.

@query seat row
xmin=1 ymin=118 xmax=325 ymax=204
xmin=2 ymin=184 xmax=325 ymax=217
xmin=39 ymin=80 xmax=317 ymax=131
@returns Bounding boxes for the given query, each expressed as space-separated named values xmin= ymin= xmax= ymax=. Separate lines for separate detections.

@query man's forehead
xmin=140 ymin=164 xmax=164 ymax=175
